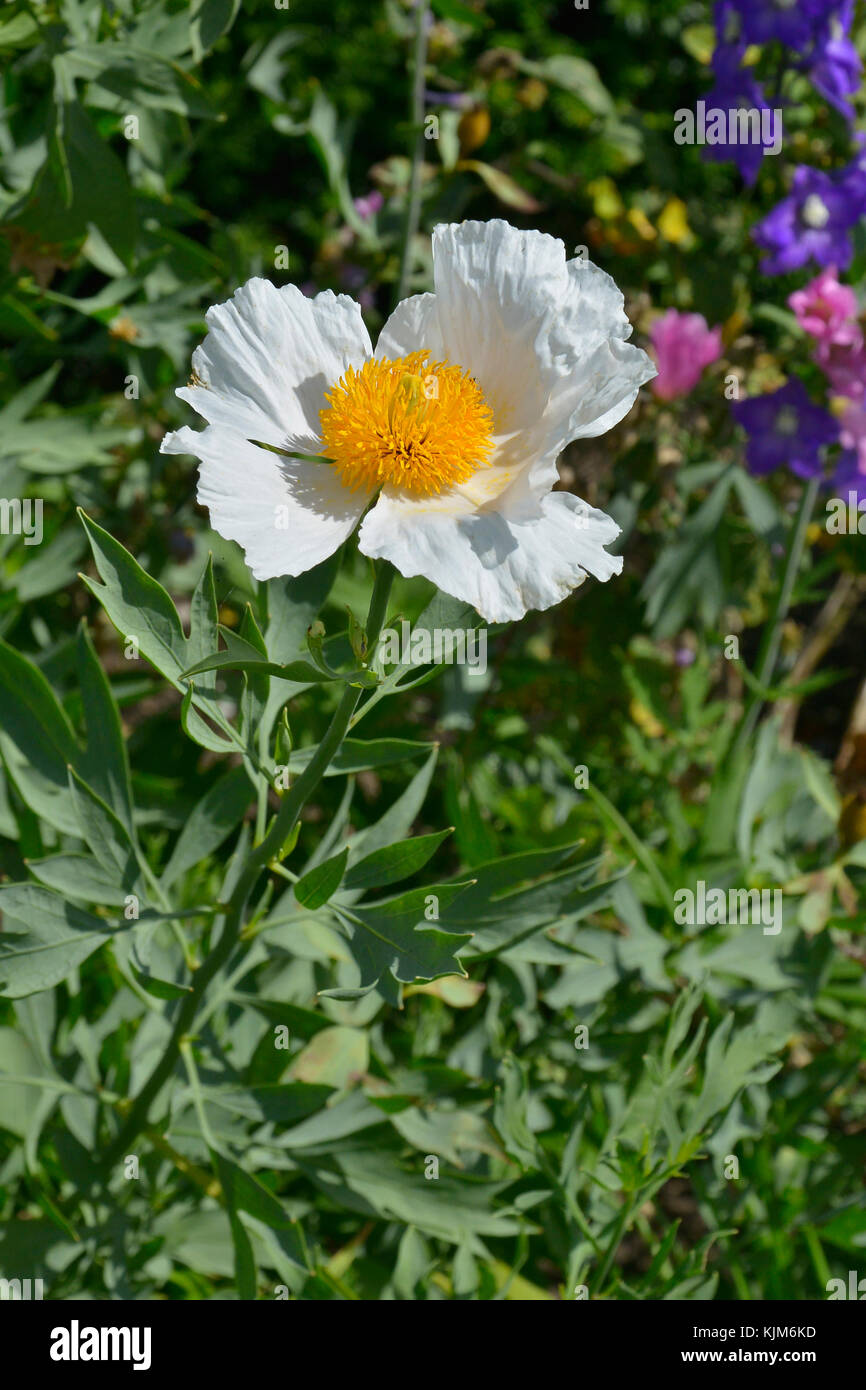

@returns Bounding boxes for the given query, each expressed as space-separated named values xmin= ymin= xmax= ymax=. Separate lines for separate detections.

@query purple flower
xmin=353 ymin=190 xmax=384 ymax=221
xmin=732 ymin=378 xmax=839 ymax=477
xmin=838 ymin=144 xmax=866 ymax=202
xmin=752 ymin=165 xmax=863 ymax=274
xmin=808 ymin=17 xmax=862 ymax=120
xmin=833 ymin=448 xmax=866 ymax=499
xmin=700 ymin=61 xmax=781 ymax=185
xmin=713 ymin=1 xmax=747 ymax=65
xmin=727 ymin=0 xmax=836 ymax=52
xmin=424 ymin=89 xmax=470 ymax=110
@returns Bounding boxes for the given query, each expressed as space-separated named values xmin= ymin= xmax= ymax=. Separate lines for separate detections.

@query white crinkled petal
xmin=501 ymin=329 xmax=656 ymax=516
xmin=535 ymin=258 xmax=657 ymax=443
xmin=374 ymin=222 xmax=655 ymax=518
xmin=421 ymin=221 xmax=566 ymax=436
xmin=161 ymin=425 xmax=370 ymax=580
xmin=374 ymin=292 xmax=441 ymax=361
xmin=177 ymin=280 xmax=372 ymax=452
xmin=430 ymin=220 xmax=652 ymax=419
xmin=358 ymin=486 xmax=623 ymax=624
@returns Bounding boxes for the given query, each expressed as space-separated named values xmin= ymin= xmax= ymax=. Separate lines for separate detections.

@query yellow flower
xmin=657 ymin=198 xmax=693 ymax=246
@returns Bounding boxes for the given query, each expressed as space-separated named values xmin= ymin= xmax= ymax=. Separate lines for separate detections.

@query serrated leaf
xmin=339 ymin=881 xmax=474 ymax=989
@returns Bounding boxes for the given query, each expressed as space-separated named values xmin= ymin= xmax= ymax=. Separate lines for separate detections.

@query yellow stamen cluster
xmin=319 ymin=350 xmax=494 ymax=497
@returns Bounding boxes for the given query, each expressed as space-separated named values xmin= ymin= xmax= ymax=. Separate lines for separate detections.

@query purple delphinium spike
xmin=726 ymin=0 xmax=839 ymax=52
xmin=701 ymin=56 xmax=781 ymax=185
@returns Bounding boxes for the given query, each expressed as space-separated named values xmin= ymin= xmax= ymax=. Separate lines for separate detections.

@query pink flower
xmin=353 ymin=190 xmax=384 ymax=221
xmin=649 ymin=310 xmax=723 ymax=401
xmin=788 ymin=268 xmax=860 ymax=345
xmin=840 ymin=400 xmax=866 ymax=467
xmin=816 ymin=337 xmax=866 ymax=399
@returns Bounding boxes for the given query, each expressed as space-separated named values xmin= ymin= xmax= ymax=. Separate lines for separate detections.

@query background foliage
xmin=0 ymin=0 xmax=864 ymax=1301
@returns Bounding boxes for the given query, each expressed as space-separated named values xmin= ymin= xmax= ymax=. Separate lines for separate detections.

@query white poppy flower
xmin=162 ymin=219 xmax=655 ymax=623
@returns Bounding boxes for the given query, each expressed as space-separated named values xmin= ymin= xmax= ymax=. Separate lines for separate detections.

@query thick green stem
xmin=104 ymin=562 xmax=395 ymax=1167
xmin=395 ymin=0 xmax=429 ymax=305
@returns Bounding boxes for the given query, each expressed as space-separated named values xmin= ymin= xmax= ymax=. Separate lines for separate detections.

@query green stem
xmin=179 ymin=1038 xmax=220 ymax=1152
xmin=145 ymin=1126 xmax=221 ymax=1199
xmin=395 ymin=0 xmax=429 ymax=305
xmin=139 ymin=859 xmax=197 ymax=971
xmin=802 ymin=1222 xmax=831 ymax=1292
xmin=537 ymin=1153 xmax=602 ymax=1257
xmin=735 ymin=475 xmax=818 ymax=753
xmin=592 ymin=1194 xmax=636 ymax=1296
xmin=104 ymin=562 xmax=395 ymax=1167
xmin=255 ymin=778 xmax=268 ymax=845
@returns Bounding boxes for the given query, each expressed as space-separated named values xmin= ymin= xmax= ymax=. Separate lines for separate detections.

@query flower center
xmin=775 ymin=406 xmax=798 ymax=435
xmin=801 ymin=194 xmax=830 ymax=230
xmin=319 ymin=350 xmax=495 ymax=497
